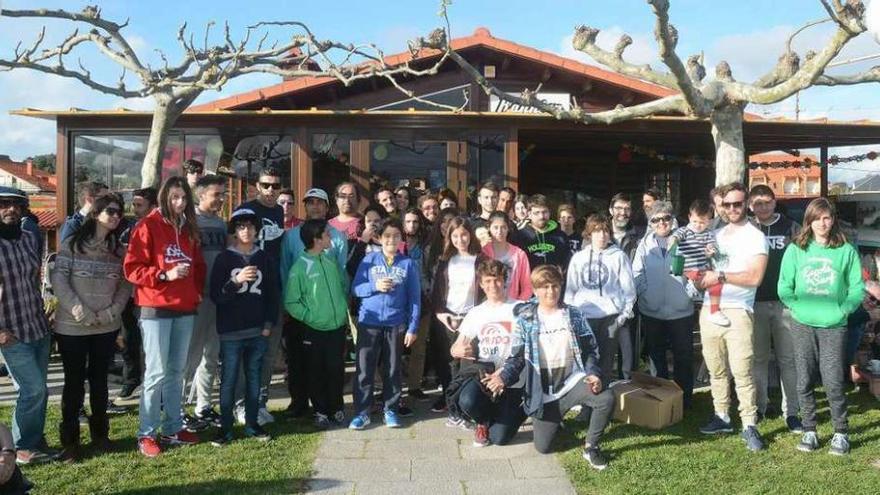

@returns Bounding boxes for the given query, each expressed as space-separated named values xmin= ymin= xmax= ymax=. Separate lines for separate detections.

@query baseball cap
xmin=0 ymin=186 xmax=28 ymax=204
xmin=228 ymin=208 xmax=259 ymax=233
xmin=303 ymin=188 xmax=329 ymax=203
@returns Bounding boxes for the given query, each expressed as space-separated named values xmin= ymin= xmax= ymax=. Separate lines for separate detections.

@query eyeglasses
xmin=0 ymin=199 xmax=25 ymax=209
xmin=259 ymin=182 xmax=282 ymax=190
xmin=611 ymin=206 xmax=632 ymax=213
xmin=103 ymin=207 xmax=123 ymax=217
xmin=650 ymin=215 xmax=673 ymax=224
xmin=721 ymin=201 xmax=744 ymax=209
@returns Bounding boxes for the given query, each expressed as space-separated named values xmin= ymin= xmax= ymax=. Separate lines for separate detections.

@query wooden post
xmin=350 ymin=139 xmax=371 ymax=203
xmin=504 ymin=127 xmax=519 ymax=191
xmin=820 ymin=145 xmax=829 ymax=197
xmin=55 ymin=121 xmax=69 ymax=251
xmin=292 ymin=128 xmax=312 ymax=219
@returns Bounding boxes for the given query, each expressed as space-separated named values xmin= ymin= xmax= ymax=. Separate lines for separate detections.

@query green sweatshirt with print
xmin=777 ymin=241 xmax=865 ymax=329
xmin=284 ymin=251 xmax=349 ymax=331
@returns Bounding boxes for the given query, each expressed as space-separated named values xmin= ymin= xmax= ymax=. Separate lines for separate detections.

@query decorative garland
xmin=618 ymin=143 xmax=880 ymax=170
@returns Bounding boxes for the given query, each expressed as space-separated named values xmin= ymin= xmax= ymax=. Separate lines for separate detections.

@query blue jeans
xmin=138 ymin=316 xmax=194 ymax=438
xmin=0 ymin=335 xmax=50 ymax=449
xmin=220 ymin=335 xmax=267 ymax=433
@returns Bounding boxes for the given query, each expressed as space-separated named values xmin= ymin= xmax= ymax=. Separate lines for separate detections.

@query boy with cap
xmin=209 ymin=209 xmax=278 ymax=446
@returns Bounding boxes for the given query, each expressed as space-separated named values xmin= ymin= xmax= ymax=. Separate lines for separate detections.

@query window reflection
xmin=369 ymin=140 xmax=447 ymax=193
xmin=312 ymin=134 xmax=351 ymax=194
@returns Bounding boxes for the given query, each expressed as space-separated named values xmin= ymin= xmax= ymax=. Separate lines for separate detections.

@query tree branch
xmin=815 ymin=65 xmax=880 ymax=85
xmin=570 ymin=25 xmax=678 ymax=89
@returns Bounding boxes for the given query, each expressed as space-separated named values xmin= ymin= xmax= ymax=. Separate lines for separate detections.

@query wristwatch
xmin=158 ymin=272 xmax=168 ymax=282
xmin=718 ymin=271 xmax=727 ymax=284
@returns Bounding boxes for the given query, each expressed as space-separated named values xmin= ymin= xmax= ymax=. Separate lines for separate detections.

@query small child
xmin=209 ymin=209 xmax=279 ymax=446
xmin=669 ymin=199 xmax=729 ymax=327
xmin=284 ymin=219 xmax=350 ymax=430
xmin=349 ymin=218 xmax=421 ymax=430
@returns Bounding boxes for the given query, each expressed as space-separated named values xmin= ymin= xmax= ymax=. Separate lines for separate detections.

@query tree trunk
xmin=140 ymin=95 xmax=183 ymax=187
xmin=710 ymin=104 xmax=747 ymax=186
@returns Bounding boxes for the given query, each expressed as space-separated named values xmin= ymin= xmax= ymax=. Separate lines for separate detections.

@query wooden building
xmin=14 ymin=27 xmax=880 ymax=222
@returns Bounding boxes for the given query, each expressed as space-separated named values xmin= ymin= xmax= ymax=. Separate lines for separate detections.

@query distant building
xmin=0 ymin=154 xmax=59 ymax=252
xmin=852 ymin=173 xmax=880 ymax=192
xmin=749 ymin=152 xmax=821 ymax=199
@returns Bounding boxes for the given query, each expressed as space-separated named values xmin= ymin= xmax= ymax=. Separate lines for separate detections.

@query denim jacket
xmin=499 ymin=301 xmax=601 ymax=417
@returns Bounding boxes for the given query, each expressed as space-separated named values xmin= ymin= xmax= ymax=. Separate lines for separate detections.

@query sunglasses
xmin=259 ymin=182 xmax=282 ymax=190
xmin=0 ymin=199 xmax=25 ymax=209
xmin=103 ymin=207 xmax=123 ymax=217
xmin=721 ymin=201 xmax=744 ymax=209
xmin=650 ymin=215 xmax=673 ymax=224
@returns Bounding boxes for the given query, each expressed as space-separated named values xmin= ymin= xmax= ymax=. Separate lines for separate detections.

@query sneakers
xmin=828 ymin=433 xmax=850 ymax=456
xmin=349 ymin=413 xmax=371 ymax=430
xmin=246 ymin=425 xmax=271 ymax=442
xmin=137 ymin=436 xmax=161 ymax=458
xmin=445 ymin=415 xmax=466 ymax=429
xmin=741 ymin=426 xmax=765 ymax=452
xmin=398 ymin=404 xmax=414 ymax=418
xmin=409 ymin=389 xmax=429 ymax=401
xmin=332 ymin=410 xmax=346 ymax=426
xmin=210 ymin=430 xmax=233 ymax=447
xmin=117 ymin=383 xmax=139 ymax=400
xmin=257 ymin=407 xmax=275 ymax=426
xmin=786 ymin=415 xmax=804 ymax=434
xmin=160 ymin=430 xmax=199 ymax=446
xmin=430 ymin=398 xmax=447 ymax=413
xmin=314 ymin=413 xmax=331 ymax=430
xmin=383 ymin=410 xmax=402 ymax=428
xmin=797 ymin=431 xmax=819 ymax=452
xmin=699 ymin=415 xmax=733 ymax=435
xmin=473 ymin=424 xmax=490 ymax=447
xmin=582 ymin=445 xmax=608 ymax=471
xmin=106 ymin=400 xmax=129 ymax=415
xmin=195 ymin=407 xmax=222 ymax=428
xmin=284 ymin=402 xmax=311 ymax=419
xmin=707 ymin=310 xmax=731 ymax=327
xmin=182 ymin=414 xmax=209 ymax=432
xmin=234 ymin=405 xmax=246 ymax=425
xmin=15 ymin=449 xmax=56 ymax=465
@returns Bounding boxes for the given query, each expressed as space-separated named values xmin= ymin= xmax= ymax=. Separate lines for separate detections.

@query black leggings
xmin=426 ymin=319 xmax=457 ymax=391
xmin=456 ymin=379 xmax=526 ymax=445
xmin=57 ymin=331 xmax=118 ymax=424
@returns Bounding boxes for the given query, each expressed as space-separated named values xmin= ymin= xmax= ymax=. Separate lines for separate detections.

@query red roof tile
xmin=192 ymin=27 xmax=677 ymax=112
xmin=0 ymin=158 xmax=56 ymax=193
xmin=33 ymin=210 xmax=59 ymax=229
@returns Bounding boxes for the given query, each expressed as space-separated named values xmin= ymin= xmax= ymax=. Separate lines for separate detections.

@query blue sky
xmin=2 ymin=0 xmax=879 ymax=183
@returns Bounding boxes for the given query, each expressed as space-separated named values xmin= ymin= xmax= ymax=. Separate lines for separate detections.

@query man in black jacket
xmin=511 ymin=194 xmax=570 ymax=272
xmin=608 ymin=193 xmax=645 ymax=260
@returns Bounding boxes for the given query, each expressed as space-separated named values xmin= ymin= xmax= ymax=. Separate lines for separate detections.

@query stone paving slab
xmin=364 ymin=438 xmax=460 ymax=460
xmin=410 ymin=458 xmax=514 ymax=481
xmin=305 ymin=478 xmax=355 ymax=495
xmin=323 ymin=423 xmax=413 ymax=440
xmin=460 ymin=438 xmax=540 ymax=460
xmin=311 ymin=459 xmax=411 ymax=482
xmin=354 ymin=481 xmax=464 ymax=495
xmin=464 ymin=478 xmax=577 ymax=495
xmin=316 ymin=440 xmax=367 ymax=459
xmin=509 ymin=455 xmax=569 ymax=479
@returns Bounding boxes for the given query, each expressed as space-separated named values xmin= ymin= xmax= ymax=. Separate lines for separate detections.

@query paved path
xmin=305 ymin=400 xmax=575 ymax=495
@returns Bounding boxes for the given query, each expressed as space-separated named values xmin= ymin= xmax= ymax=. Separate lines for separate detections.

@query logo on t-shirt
xmin=259 ymin=218 xmax=285 ymax=244
xmin=477 ymin=321 xmax=512 ymax=359
xmin=163 ymin=243 xmax=191 ymax=265
xmin=802 ymin=257 xmax=837 ymax=296
xmin=578 ymin=261 xmax=609 ymax=290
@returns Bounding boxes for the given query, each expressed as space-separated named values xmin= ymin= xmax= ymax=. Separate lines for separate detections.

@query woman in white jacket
xmin=631 ymin=201 xmax=695 ymax=407
xmin=564 ymin=214 xmax=635 ymax=383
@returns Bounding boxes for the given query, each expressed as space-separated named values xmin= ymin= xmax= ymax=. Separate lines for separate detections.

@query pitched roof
xmin=32 ymin=210 xmax=59 ymax=229
xmin=853 ymin=174 xmax=880 ymax=192
xmin=191 ymin=27 xmax=677 ymax=112
xmin=0 ymin=157 xmax=56 ymax=193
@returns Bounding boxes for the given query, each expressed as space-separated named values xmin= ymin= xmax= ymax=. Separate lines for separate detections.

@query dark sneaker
xmin=699 ymin=415 xmax=733 ymax=435
xmin=409 ymin=389 xmax=429 ymax=401
xmin=196 ymin=407 xmax=222 ymax=428
xmin=332 ymin=410 xmax=346 ymax=426
xmin=210 ymin=430 xmax=233 ymax=447
xmin=284 ymin=403 xmax=311 ymax=419
xmin=582 ymin=446 xmax=608 ymax=471
xmin=828 ymin=433 xmax=850 ymax=456
xmin=473 ymin=424 xmax=490 ymax=447
xmin=106 ymin=400 xmax=128 ymax=415
xmin=182 ymin=414 xmax=209 ymax=432
xmin=314 ymin=413 xmax=331 ymax=430
xmin=117 ymin=383 xmax=139 ymax=400
xmin=797 ymin=431 xmax=819 ymax=452
xmin=786 ymin=415 xmax=804 ymax=434
xmin=398 ymin=404 xmax=414 ymax=418
xmin=430 ymin=398 xmax=447 ymax=413
xmin=741 ymin=426 xmax=765 ymax=452
xmin=246 ymin=425 xmax=271 ymax=442
xmin=15 ymin=449 xmax=55 ymax=465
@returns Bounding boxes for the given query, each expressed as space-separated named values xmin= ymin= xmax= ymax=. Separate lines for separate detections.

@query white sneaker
xmin=234 ymin=405 xmax=246 ymax=425
xmin=257 ymin=407 xmax=275 ymax=426
xmin=707 ymin=311 xmax=731 ymax=327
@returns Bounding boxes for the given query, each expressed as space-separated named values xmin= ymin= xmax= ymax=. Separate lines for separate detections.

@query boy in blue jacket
xmin=208 ymin=209 xmax=279 ymax=446
xmin=349 ymin=218 xmax=420 ymax=430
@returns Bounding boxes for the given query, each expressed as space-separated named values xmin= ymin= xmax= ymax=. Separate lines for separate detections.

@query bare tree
xmin=0 ymin=6 xmax=454 ymax=187
xmin=425 ymin=0 xmax=880 ymax=185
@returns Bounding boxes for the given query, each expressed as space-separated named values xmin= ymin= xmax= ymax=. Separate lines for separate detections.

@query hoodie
xmin=284 ymin=251 xmax=349 ymax=331
xmin=123 ymin=209 xmax=206 ymax=314
xmin=280 ymin=223 xmax=348 ymax=292
xmin=209 ymin=246 xmax=279 ymax=337
xmin=511 ymin=219 xmax=571 ymax=271
xmin=482 ymin=243 xmax=533 ymax=301
xmin=564 ymin=244 xmax=635 ymax=320
xmin=631 ymin=231 xmax=694 ymax=321
xmin=351 ymin=250 xmax=421 ymax=334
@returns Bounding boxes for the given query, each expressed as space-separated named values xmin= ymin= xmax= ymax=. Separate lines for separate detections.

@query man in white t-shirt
xmin=696 ymin=182 xmax=768 ymax=452
xmin=450 ymin=259 xmax=526 ymax=448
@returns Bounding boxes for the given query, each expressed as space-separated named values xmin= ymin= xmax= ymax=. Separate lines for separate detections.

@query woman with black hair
xmin=51 ymin=193 xmax=131 ymax=461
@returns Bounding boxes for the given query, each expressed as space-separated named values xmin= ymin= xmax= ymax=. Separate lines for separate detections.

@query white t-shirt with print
xmin=445 ymin=254 xmax=477 ymax=314
xmin=707 ymin=221 xmax=768 ymax=311
xmin=458 ymin=301 xmax=518 ymax=370
xmin=537 ymin=308 xmax=586 ymax=402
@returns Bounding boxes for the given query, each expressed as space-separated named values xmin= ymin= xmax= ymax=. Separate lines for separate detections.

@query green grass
xmin=0 ymin=406 xmax=320 ymax=495
xmin=558 ymin=388 xmax=880 ymax=494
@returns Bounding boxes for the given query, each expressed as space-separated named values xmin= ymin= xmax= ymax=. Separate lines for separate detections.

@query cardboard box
xmin=612 ymin=372 xmax=683 ymax=430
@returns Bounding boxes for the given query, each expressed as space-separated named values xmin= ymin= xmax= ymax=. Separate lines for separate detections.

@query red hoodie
xmin=123 ymin=209 xmax=206 ymax=312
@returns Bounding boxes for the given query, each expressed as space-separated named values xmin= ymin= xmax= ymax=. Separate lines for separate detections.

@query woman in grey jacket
xmin=631 ymin=201 xmax=695 ymax=407
xmin=50 ymin=194 xmax=131 ymax=461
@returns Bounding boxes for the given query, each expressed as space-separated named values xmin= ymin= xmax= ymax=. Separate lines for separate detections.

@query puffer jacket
xmin=631 ymin=232 xmax=694 ymax=321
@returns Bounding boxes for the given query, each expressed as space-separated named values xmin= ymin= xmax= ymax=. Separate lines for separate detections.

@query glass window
xmin=369 ymin=140 xmax=447 ymax=193
xmin=72 ymin=133 xmax=184 ymax=196
xmin=183 ymin=134 xmax=225 ymax=174
xmin=311 ymin=133 xmax=351 ymax=194
xmin=466 ymin=134 xmax=505 ymax=212
xmin=227 ymin=134 xmax=291 ymax=185
xmin=370 ymin=85 xmax=469 ymax=111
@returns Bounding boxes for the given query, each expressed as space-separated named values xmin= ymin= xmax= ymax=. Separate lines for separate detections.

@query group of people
xmin=0 ymin=157 xmax=877 ymax=478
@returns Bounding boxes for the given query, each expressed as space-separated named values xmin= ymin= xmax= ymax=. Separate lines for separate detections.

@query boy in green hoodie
xmin=284 ymin=219 xmax=349 ymax=429
xmin=777 ymin=198 xmax=864 ymax=455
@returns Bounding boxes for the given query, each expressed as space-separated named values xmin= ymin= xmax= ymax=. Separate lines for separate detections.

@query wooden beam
xmin=292 ymin=127 xmax=312 ymax=219
xmin=350 ymin=139 xmax=371 ymax=201
xmin=820 ymin=145 xmax=829 ymax=197
xmin=504 ymin=127 xmax=519 ymax=191
xmin=56 ymin=120 xmax=69 ymax=251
